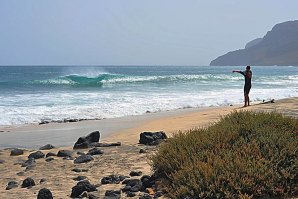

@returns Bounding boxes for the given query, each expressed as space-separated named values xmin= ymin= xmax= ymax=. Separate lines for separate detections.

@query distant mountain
xmin=210 ymin=20 xmax=298 ymax=66
xmin=245 ymin=38 xmax=263 ymax=49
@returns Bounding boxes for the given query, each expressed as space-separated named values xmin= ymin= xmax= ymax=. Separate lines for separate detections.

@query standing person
xmin=233 ymin=66 xmax=252 ymax=107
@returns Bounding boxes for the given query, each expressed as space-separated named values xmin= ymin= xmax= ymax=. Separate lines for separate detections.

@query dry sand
xmin=0 ymin=97 xmax=297 ymax=198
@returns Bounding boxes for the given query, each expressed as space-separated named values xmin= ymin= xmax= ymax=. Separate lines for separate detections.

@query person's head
xmin=246 ymin=65 xmax=251 ymax=71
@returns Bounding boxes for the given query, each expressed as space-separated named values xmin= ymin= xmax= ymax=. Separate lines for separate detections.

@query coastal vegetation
xmin=151 ymin=111 xmax=298 ymax=198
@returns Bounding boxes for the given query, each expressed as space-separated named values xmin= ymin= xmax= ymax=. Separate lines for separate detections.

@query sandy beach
xmin=0 ymin=97 xmax=297 ymax=198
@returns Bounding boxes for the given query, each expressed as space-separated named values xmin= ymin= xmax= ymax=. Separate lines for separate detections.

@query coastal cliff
xmin=210 ymin=20 xmax=298 ymax=66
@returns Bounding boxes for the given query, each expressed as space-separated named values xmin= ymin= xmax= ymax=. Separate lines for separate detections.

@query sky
xmin=0 ymin=0 xmax=298 ymax=66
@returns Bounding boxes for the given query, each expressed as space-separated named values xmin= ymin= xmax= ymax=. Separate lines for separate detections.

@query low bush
xmin=151 ymin=111 xmax=297 ymax=198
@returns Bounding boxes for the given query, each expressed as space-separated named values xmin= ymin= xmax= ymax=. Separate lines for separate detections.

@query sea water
xmin=0 ymin=65 xmax=297 ymax=126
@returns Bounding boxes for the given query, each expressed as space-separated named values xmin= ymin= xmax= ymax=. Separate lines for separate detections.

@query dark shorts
xmin=244 ymin=85 xmax=251 ymax=95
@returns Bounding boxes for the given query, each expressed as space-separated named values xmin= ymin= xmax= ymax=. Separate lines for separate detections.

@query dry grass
xmin=151 ymin=111 xmax=298 ymax=198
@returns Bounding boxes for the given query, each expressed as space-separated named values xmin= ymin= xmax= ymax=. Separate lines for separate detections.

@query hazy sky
xmin=1 ymin=1 xmax=298 ymax=66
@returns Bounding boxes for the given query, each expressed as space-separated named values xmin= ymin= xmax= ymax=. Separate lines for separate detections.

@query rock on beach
xmin=10 ymin=148 xmax=24 ymax=156
xmin=74 ymin=155 xmax=94 ymax=164
xmin=139 ymin=131 xmax=167 ymax=145
xmin=73 ymin=131 xmax=100 ymax=149
xmin=37 ymin=188 xmax=53 ymax=199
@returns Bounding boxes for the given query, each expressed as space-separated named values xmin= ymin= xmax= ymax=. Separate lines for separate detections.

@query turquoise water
xmin=0 ymin=65 xmax=297 ymax=125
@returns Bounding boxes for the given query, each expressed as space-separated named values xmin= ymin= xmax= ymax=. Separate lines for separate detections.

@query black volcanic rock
xmin=28 ymin=151 xmax=45 ymax=159
xmin=70 ymin=180 xmax=97 ymax=198
xmin=74 ymin=155 xmax=93 ymax=164
xmin=73 ymin=131 xmax=100 ymax=149
xmin=10 ymin=148 xmax=24 ymax=156
xmin=6 ymin=181 xmax=18 ymax=190
xmin=139 ymin=131 xmax=167 ymax=145
xmin=90 ymin=142 xmax=121 ymax=147
xmin=101 ymin=175 xmax=128 ymax=184
xmin=72 ymin=168 xmax=89 ymax=173
xmin=129 ymin=170 xmax=142 ymax=177
xmin=39 ymin=144 xmax=55 ymax=150
xmin=210 ymin=20 xmax=298 ymax=66
xmin=86 ymin=148 xmax=104 ymax=156
xmin=45 ymin=157 xmax=54 ymax=162
xmin=105 ymin=190 xmax=121 ymax=198
xmin=139 ymin=149 xmax=147 ymax=153
xmin=46 ymin=152 xmax=57 ymax=157
xmin=57 ymin=150 xmax=72 ymax=157
xmin=37 ymin=188 xmax=53 ymax=199
xmin=21 ymin=177 xmax=35 ymax=188
xmin=73 ymin=176 xmax=87 ymax=181
xmin=21 ymin=158 xmax=36 ymax=167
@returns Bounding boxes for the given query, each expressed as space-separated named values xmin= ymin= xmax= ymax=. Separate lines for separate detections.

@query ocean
xmin=0 ymin=65 xmax=297 ymax=126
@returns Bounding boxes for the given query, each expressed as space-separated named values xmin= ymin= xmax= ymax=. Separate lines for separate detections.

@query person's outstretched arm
xmin=232 ymin=70 xmax=245 ymax=76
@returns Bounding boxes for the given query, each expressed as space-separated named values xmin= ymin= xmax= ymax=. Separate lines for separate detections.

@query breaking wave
xmin=33 ymin=73 xmax=245 ymax=87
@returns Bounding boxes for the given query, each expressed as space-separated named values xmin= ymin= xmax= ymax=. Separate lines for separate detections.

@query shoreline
xmin=0 ymin=105 xmax=228 ymax=149
xmin=0 ymin=97 xmax=297 ymax=198
xmin=0 ymin=97 xmax=297 ymax=149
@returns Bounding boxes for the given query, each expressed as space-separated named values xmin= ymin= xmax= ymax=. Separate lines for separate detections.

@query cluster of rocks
xmin=69 ymin=172 xmax=164 ymax=198
xmin=6 ymin=177 xmax=35 ymax=190
xmin=6 ymin=178 xmax=53 ymax=199
xmin=70 ymin=180 xmax=97 ymax=198
xmin=3 ymin=130 xmax=168 ymax=198
xmin=39 ymin=118 xmax=101 ymax=125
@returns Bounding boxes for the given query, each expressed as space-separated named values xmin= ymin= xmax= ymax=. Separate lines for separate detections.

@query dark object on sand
xmin=25 ymin=164 xmax=36 ymax=171
xmin=10 ymin=148 xmax=24 ymax=156
xmin=57 ymin=150 xmax=73 ymax=157
xmin=6 ymin=181 xmax=18 ymax=190
xmin=73 ymin=176 xmax=87 ymax=181
xmin=139 ymin=149 xmax=147 ymax=153
xmin=37 ymin=188 xmax=53 ymax=199
xmin=70 ymin=180 xmax=97 ymax=198
xmin=46 ymin=152 xmax=57 ymax=157
xmin=72 ymin=168 xmax=89 ymax=173
xmin=139 ymin=131 xmax=167 ymax=145
xmin=89 ymin=194 xmax=99 ymax=199
xmin=262 ymin=99 xmax=275 ymax=104
xmin=90 ymin=142 xmax=121 ymax=147
xmin=86 ymin=148 xmax=104 ymax=156
xmin=0 ymin=159 xmax=5 ymax=164
xmin=16 ymin=171 xmax=25 ymax=176
xmin=105 ymin=190 xmax=121 ymax=198
xmin=45 ymin=157 xmax=54 ymax=162
xmin=122 ymin=179 xmax=142 ymax=193
xmin=73 ymin=131 xmax=100 ymax=149
xmin=21 ymin=177 xmax=35 ymax=188
xmin=74 ymin=155 xmax=94 ymax=164
xmin=21 ymin=158 xmax=36 ymax=167
xmin=129 ymin=170 xmax=142 ymax=177
xmin=28 ymin=151 xmax=45 ymax=159
xmin=140 ymin=175 xmax=156 ymax=190
xmin=39 ymin=144 xmax=55 ymax=150
xmin=101 ymin=175 xmax=128 ymax=184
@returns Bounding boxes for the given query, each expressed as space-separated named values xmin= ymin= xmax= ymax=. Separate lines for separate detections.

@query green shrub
xmin=151 ymin=111 xmax=298 ymax=198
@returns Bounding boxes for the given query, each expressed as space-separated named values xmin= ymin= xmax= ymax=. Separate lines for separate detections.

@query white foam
xmin=1 ymin=69 xmax=297 ymax=126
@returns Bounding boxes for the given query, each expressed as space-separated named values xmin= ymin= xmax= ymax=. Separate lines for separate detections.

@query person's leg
xmin=244 ymin=93 xmax=248 ymax=107
xmin=246 ymin=87 xmax=251 ymax=106
xmin=243 ymin=86 xmax=251 ymax=107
